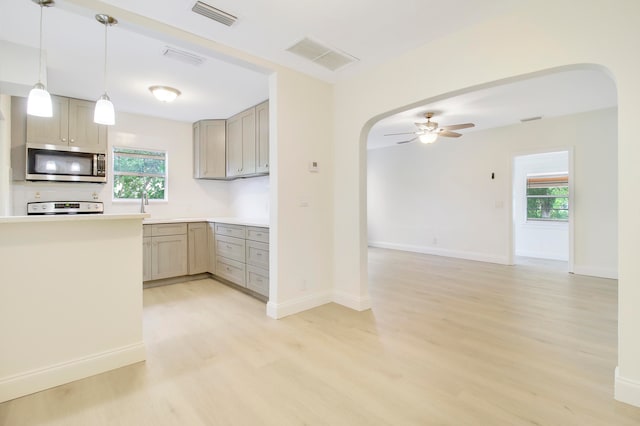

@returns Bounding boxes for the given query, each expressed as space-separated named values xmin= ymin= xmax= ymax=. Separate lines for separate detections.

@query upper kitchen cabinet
xmin=26 ymin=95 xmax=108 ymax=151
xmin=255 ymin=101 xmax=269 ymax=174
xmin=193 ymin=100 xmax=269 ymax=180
xmin=226 ymin=106 xmax=257 ymax=178
xmin=193 ymin=119 xmax=226 ymax=179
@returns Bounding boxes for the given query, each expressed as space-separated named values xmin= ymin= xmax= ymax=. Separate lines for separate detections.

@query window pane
xmin=527 ymin=196 xmax=569 ymax=221
xmin=113 ymin=155 xmax=165 ymax=175
xmin=113 ymin=175 xmax=165 ymax=200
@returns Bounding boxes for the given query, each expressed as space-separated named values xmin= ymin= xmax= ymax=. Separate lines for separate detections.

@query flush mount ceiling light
xmin=27 ymin=0 xmax=55 ymax=117
xmin=149 ymin=86 xmax=181 ymax=103
xmin=94 ymin=14 xmax=117 ymax=126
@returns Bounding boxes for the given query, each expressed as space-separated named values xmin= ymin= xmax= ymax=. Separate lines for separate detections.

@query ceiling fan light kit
xmin=419 ymin=132 xmax=438 ymax=144
xmin=386 ymin=112 xmax=475 ymax=146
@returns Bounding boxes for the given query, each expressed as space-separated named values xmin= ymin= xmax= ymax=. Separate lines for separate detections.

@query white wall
xmin=513 ymin=151 xmax=569 ymax=262
xmin=367 ymin=109 xmax=616 ymax=276
xmin=229 ymin=175 xmax=270 ymax=220
xmin=11 ymin=110 xmax=232 ymax=218
xmin=334 ymin=0 xmax=638 ymax=405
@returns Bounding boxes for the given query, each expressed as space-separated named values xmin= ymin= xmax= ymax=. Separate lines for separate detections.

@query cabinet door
xmin=188 ymin=223 xmax=209 ymax=275
xmin=226 ymin=107 xmax=256 ymax=177
xmin=151 ymin=234 xmax=188 ymax=280
xmin=68 ymin=98 xmax=107 ymax=151
xmin=255 ymin=101 xmax=269 ymax=174
xmin=194 ymin=120 xmax=226 ymax=179
xmin=215 ymin=234 xmax=246 ymax=262
xmin=246 ymin=264 xmax=269 ymax=297
xmin=246 ymin=240 xmax=269 ymax=269
xmin=143 ymin=236 xmax=152 ymax=282
xmin=26 ymin=95 xmax=69 ymax=145
xmin=216 ymin=256 xmax=246 ymax=286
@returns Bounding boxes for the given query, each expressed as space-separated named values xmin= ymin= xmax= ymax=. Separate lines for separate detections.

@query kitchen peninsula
xmin=0 ymin=213 xmax=148 ymax=403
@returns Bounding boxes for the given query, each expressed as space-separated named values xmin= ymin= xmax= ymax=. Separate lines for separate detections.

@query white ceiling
xmin=0 ymin=0 xmax=616 ymax=129
xmin=367 ymin=69 xmax=618 ymax=150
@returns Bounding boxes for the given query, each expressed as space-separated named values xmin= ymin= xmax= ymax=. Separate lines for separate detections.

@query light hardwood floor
xmin=2 ymin=248 xmax=640 ymax=425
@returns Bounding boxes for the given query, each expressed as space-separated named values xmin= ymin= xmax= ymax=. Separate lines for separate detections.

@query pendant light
xmin=27 ymin=0 xmax=54 ymax=117
xmin=94 ymin=14 xmax=117 ymax=126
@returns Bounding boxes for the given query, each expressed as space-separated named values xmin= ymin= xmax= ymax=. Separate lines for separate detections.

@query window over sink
xmin=112 ymin=147 xmax=167 ymax=201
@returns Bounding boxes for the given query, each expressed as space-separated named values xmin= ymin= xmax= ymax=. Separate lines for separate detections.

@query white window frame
xmin=525 ymin=172 xmax=568 ymax=223
xmin=112 ymin=146 xmax=168 ymax=202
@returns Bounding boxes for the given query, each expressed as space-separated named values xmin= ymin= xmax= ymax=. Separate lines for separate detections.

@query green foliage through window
xmin=113 ymin=147 xmax=167 ymax=200
xmin=526 ymin=174 xmax=568 ymax=221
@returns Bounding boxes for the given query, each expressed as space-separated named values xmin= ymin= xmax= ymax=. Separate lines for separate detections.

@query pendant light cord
xmin=38 ymin=3 xmax=44 ymax=84
xmin=103 ymin=21 xmax=108 ymax=93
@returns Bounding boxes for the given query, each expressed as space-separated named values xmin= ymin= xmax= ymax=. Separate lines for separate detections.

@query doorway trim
xmin=508 ymin=147 xmax=575 ymax=272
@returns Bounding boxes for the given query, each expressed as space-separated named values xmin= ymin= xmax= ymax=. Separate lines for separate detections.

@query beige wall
xmin=334 ymin=0 xmax=640 ymax=406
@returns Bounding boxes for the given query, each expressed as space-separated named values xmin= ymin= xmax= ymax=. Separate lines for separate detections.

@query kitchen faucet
xmin=140 ymin=191 xmax=149 ymax=213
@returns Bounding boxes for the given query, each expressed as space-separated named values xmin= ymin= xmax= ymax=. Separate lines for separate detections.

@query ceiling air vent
xmin=162 ymin=46 xmax=206 ymax=67
xmin=286 ymin=37 xmax=358 ymax=71
xmin=192 ymin=1 xmax=237 ymax=27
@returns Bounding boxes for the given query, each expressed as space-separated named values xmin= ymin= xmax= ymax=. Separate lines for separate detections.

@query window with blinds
xmin=526 ymin=173 xmax=568 ymax=221
xmin=112 ymin=147 xmax=167 ymax=200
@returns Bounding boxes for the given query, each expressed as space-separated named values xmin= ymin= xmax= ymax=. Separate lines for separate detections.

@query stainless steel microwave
xmin=26 ymin=144 xmax=107 ymax=183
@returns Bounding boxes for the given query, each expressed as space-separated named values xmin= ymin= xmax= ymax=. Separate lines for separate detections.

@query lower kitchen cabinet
xmin=188 ymin=222 xmax=209 ymax=274
xmin=143 ymin=223 xmax=188 ymax=282
xmin=151 ymin=234 xmax=188 ymax=280
xmin=213 ymin=223 xmax=269 ymax=298
xmin=143 ymin=221 xmax=269 ymax=300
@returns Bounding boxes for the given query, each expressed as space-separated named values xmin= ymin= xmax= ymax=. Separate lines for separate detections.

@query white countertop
xmin=143 ymin=217 xmax=269 ymax=228
xmin=0 ymin=213 xmax=150 ymax=224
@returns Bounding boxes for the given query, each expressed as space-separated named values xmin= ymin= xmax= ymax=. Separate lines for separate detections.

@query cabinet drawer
xmin=216 ymin=256 xmax=246 ymax=286
xmin=246 ymin=240 xmax=269 ymax=269
xmin=215 ymin=223 xmax=246 ymax=239
xmin=215 ymin=234 xmax=245 ymax=262
xmin=246 ymin=226 xmax=269 ymax=243
xmin=246 ymin=264 xmax=269 ymax=297
xmin=143 ymin=225 xmax=151 ymax=237
xmin=151 ymin=223 xmax=188 ymax=237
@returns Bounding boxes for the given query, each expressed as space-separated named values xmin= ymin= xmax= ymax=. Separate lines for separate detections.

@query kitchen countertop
xmin=143 ymin=217 xmax=270 ymax=228
xmin=0 ymin=213 xmax=149 ymax=224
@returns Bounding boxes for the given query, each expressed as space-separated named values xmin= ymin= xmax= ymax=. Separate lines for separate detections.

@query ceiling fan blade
xmin=439 ymin=131 xmax=462 ymax=138
xmin=396 ymin=137 xmax=417 ymax=145
xmin=385 ymin=131 xmax=416 ymax=136
xmin=440 ymin=123 xmax=475 ymax=131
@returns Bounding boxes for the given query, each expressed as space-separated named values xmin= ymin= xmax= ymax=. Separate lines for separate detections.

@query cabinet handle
xmin=61 ymin=138 xmax=67 ymax=142
xmin=70 ymin=138 xmax=75 ymax=143
xmin=226 ymin=245 xmax=232 ymax=249
xmin=265 ymin=164 xmax=268 ymax=168
xmin=257 ymin=252 xmax=262 ymax=256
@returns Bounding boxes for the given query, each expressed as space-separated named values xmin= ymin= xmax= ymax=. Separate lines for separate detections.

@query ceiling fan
xmin=385 ymin=112 xmax=475 ymax=145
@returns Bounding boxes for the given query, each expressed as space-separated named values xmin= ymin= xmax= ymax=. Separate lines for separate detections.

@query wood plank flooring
xmin=2 ymin=248 xmax=640 ymax=425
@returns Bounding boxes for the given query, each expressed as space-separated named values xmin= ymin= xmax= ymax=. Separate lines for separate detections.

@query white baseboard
xmin=332 ymin=290 xmax=371 ymax=311
xmin=266 ymin=291 xmax=332 ymax=319
xmin=369 ymin=241 xmax=510 ymax=265
xmin=573 ymin=265 xmax=618 ymax=280
xmin=515 ymin=250 xmax=568 ymax=261
xmin=615 ymin=367 xmax=640 ymax=408
xmin=0 ymin=342 xmax=146 ymax=403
